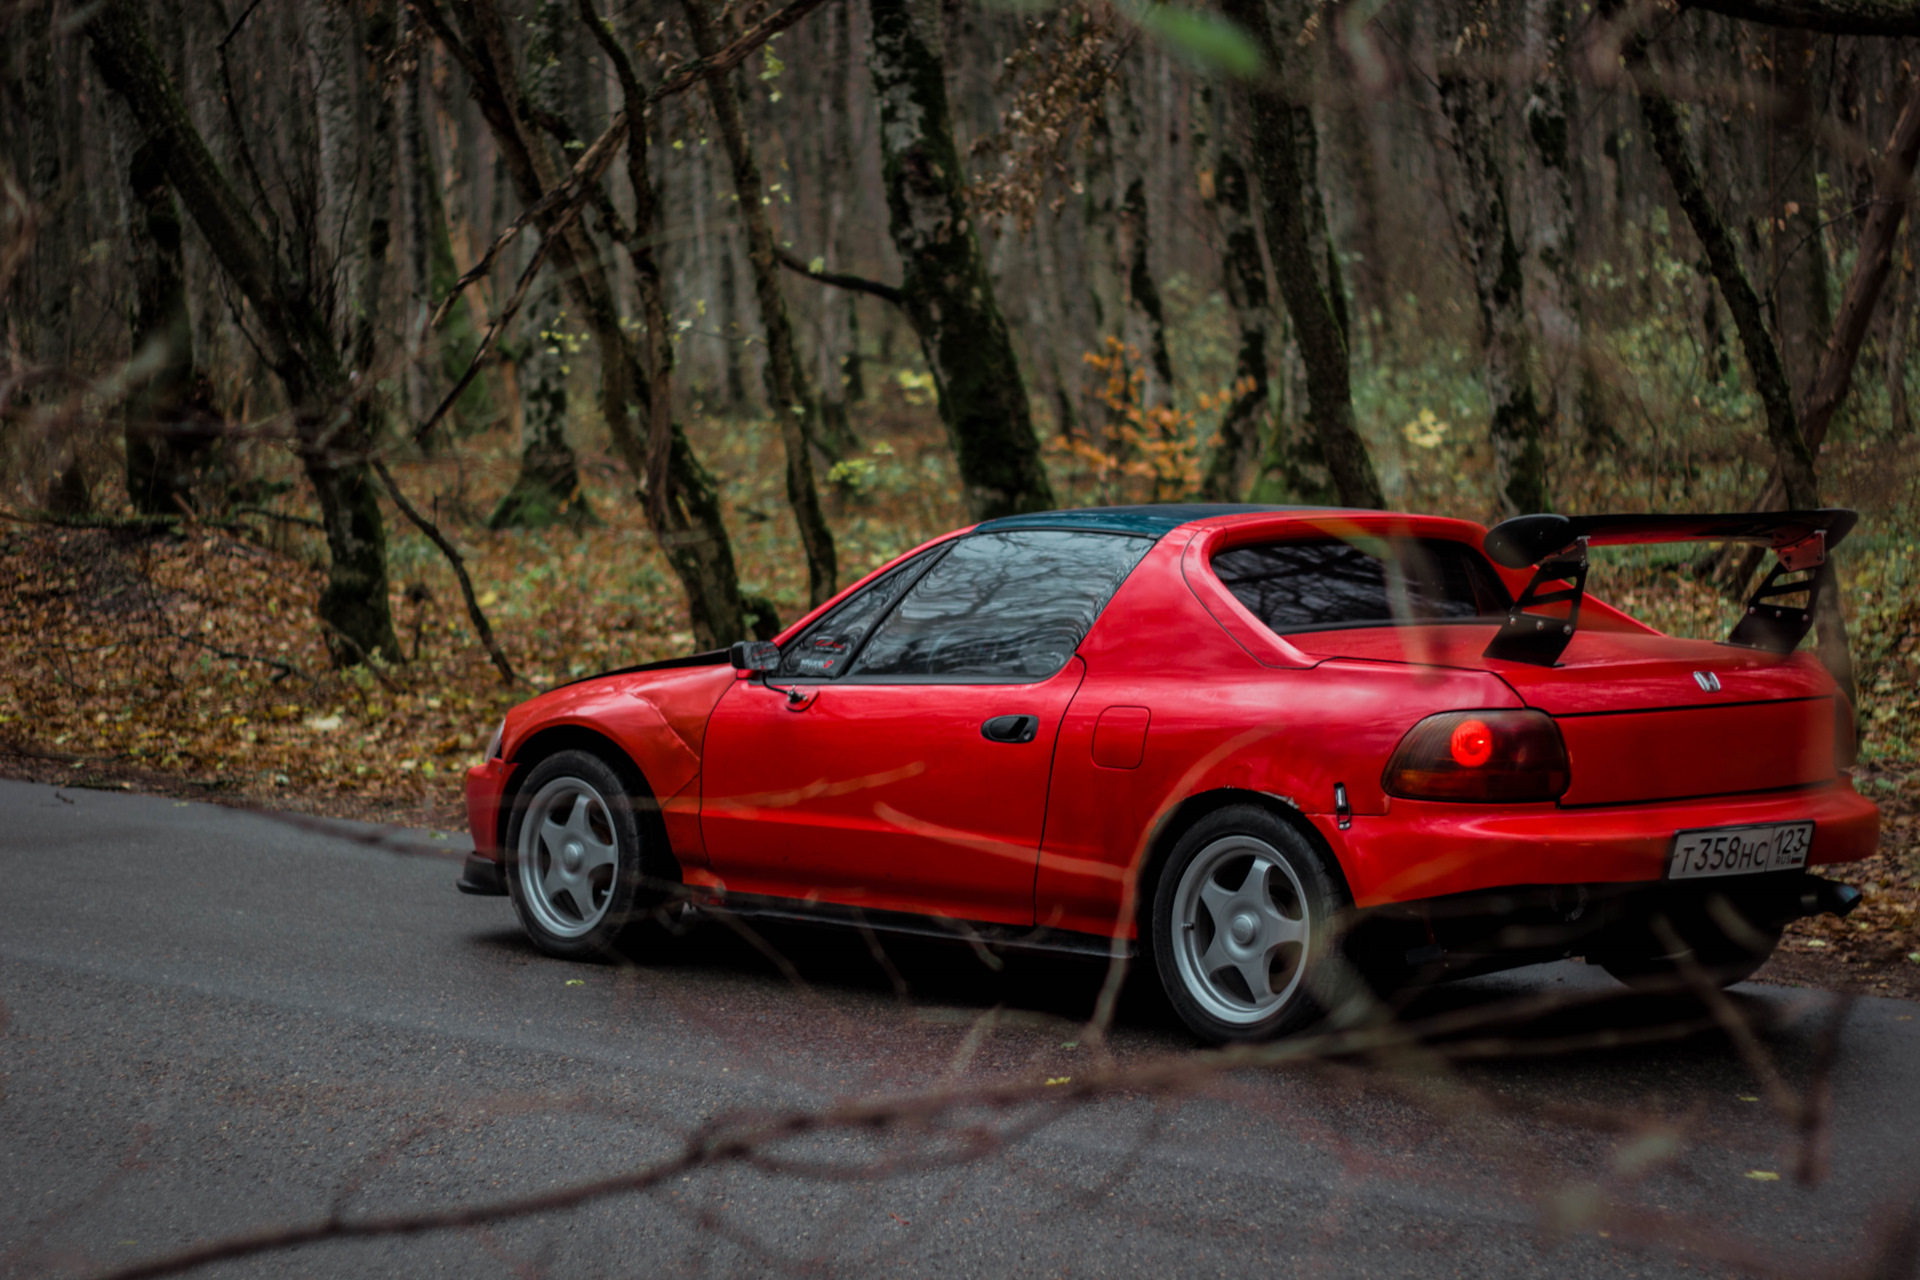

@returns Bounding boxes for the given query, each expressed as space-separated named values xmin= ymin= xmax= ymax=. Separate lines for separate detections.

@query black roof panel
xmin=972 ymin=503 xmax=1356 ymax=539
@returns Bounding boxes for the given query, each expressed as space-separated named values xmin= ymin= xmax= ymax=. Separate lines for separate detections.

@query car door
xmin=700 ymin=529 xmax=1152 ymax=926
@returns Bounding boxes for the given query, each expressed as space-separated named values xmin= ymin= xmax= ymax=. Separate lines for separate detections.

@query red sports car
xmin=459 ymin=505 xmax=1878 ymax=1043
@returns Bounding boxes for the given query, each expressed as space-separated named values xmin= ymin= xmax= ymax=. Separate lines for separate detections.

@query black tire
xmin=1595 ymin=894 xmax=1783 ymax=992
xmin=502 ymin=749 xmax=657 ymax=960
xmin=1150 ymin=805 xmax=1355 ymax=1045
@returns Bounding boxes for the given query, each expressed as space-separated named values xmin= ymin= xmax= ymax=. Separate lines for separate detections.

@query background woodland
xmin=1 ymin=0 xmax=1917 ymax=836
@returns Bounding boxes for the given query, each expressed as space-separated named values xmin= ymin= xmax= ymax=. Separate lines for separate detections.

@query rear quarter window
xmin=1213 ymin=536 xmax=1511 ymax=633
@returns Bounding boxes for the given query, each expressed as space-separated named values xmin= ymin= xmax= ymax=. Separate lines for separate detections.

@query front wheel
xmin=1151 ymin=806 xmax=1353 ymax=1045
xmin=503 ymin=750 xmax=653 ymax=960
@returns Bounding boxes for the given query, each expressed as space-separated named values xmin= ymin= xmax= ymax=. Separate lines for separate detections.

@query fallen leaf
xmin=1745 ymin=1171 xmax=1780 ymax=1182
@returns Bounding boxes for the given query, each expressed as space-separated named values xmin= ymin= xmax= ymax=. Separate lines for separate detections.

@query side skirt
xmin=686 ymin=892 xmax=1137 ymax=962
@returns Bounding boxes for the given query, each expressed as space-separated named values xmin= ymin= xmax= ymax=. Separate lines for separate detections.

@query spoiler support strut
xmin=1480 ymin=509 xmax=1856 ymax=668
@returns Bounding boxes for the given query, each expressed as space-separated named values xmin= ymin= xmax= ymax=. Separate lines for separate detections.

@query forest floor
xmin=2 ymin=409 xmax=1917 ymax=1003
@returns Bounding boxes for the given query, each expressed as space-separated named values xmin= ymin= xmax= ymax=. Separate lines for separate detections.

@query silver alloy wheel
xmin=516 ymin=775 xmax=621 ymax=939
xmin=1169 ymin=834 xmax=1311 ymax=1026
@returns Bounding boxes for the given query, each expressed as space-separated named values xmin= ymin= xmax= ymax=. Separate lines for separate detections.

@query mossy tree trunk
xmin=428 ymin=0 xmax=750 ymax=645
xmin=1626 ymin=24 xmax=1849 ymax=699
xmin=487 ymin=0 xmax=592 ymax=530
xmin=684 ymin=0 xmax=838 ymax=609
xmin=1437 ymin=7 xmax=1551 ymax=518
xmin=121 ymin=137 xmax=215 ymax=515
xmin=865 ymin=0 xmax=1055 ymax=520
xmin=87 ymin=0 xmax=402 ymax=665
xmin=1219 ymin=0 xmax=1383 ymax=511
xmin=1196 ymin=94 xmax=1271 ymax=502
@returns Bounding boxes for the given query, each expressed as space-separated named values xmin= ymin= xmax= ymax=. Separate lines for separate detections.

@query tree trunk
xmin=684 ymin=0 xmax=838 ymax=609
xmin=121 ymin=138 xmax=213 ymax=515
xmin=428 ymin=0 xmax=751 ymax=645
xmin=1197 ymin=90 xmax=1270 ymax=502
xmin=1521 ymin=0 xmax=1610 ymax=454
xmin=87 ymin=0 xmax=402 ymax=664
xmin=485 ymin=0 xmax=593 ymax=529
xmin=303 ymin=0 xmax=372 ymax=365
xmin=1219 ymin=0 xmax=1384 ymax=510
xmin=1631 ymin=46 xmax=1819 ymax=510
xmin=865 ymin=0 xmax=1055 ymax=520
xmin=1627 ymin=27 xmax=1850 ymax=699
xmin=815 ymin=0 xmax=865 ymax=451
xmin=1112 ymin=65 xmax=1175 ymax=417
xmin=1766 ymin=26 xmax=1832 ymax=410
xmin=1438 ymin=11 xmax=1551 ymax=518
xmin=400 ymin=20 xmax=490 ymax=437
xmin=21 ymin=0 xmax=88 ymax=512
xmin=489 ymin=279 xmax=593 ymax=528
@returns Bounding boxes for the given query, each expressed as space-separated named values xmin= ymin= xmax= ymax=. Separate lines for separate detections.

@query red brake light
xmin=1384 ymin=710 xmax=1570 ymax=802
xmin=1449 ymin=718 xmax=1494 ymax=767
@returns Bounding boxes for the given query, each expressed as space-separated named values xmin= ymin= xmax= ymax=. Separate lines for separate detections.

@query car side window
xmin=776 ymin=546 xmax=948 ymax=678
xmin=1213 ymin=536 xmax=1512 ymax=633
xmin=847 ymin=530 xmax=1152 ymax=681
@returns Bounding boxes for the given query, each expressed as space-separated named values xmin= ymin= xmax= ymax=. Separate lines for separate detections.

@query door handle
xmin=980 ymin=714 xmax=1039 ymax=744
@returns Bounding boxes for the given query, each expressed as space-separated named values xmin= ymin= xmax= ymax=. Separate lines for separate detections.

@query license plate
xmin=1666 ymin=822 xmax=1813 ymax=880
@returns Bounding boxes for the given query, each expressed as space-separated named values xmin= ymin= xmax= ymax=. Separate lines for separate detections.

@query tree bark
xmin=87 ymin=0 xmax=402 ymax=664
xmin=1630 ymin=40 xmax=1820 ymax=511
xmin=1438 ymin=11 xmax=1551 ymax=518
xmin=1679 ymin=0 xmax=1920 ymax=37
xmin=816 ymin=0 xmax=866 ymax=449
xmin=424 ymin=0 xmax=752 ymax=645
xmin=865 ymin=0 xmax=1055 ymax=520
xmin=121 ymin=138 xmax=214 ymax=515
xmin=1627 ymin=26 xmax=1853 ymax=699
xmin=487 ymin=0 xmax=592 ymax=529
xmin=1219 ymin=0 xmax=1384 ymax=510
xmin=1112 ymin=64 xmax=1175 ymax=417
xmin=1198 ymin=120 xmax=1271 ymax=502
xmin=685 ymin=0 xmax=838 ymax=609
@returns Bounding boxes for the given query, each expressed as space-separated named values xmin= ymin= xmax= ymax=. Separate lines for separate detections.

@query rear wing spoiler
xmin=1479 ymin=509 xmax=1857 ymax=666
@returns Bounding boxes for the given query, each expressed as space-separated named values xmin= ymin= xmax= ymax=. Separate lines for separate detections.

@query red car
xmin=459 ymin=505 xmax=1878 ymax=1043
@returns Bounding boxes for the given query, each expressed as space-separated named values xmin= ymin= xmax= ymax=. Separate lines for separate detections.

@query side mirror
xmin=729 ymin=640 xmax=781 ymax=672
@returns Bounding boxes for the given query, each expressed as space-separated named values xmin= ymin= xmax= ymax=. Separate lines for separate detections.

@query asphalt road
xmin=2 ymin=778 xmax=1917 ymax=1280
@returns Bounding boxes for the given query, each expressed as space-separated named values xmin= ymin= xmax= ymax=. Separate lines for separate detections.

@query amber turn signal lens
xmin=1383 ymin=709 xmax=1570 ymax=803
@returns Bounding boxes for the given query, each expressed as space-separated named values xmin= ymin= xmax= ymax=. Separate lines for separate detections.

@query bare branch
xmin=1682 ymin=0 xmax=1920 ymax=37
xmin=371 ymin=459 xmax=516 ymax=686
xmin=776 ymin=246 xmax=907 ymax=307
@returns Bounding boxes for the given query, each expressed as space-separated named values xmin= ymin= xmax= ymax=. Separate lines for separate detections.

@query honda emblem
xmin=1692 ymin=671 xmax=1721 ymax=692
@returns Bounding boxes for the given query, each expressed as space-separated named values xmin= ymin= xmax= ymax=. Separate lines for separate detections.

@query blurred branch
xmin=74 ymin=977 xmax=1862 ymax=1280
xmin=776 ymin=247 xmax=906 ymax=306
xmin=1682 ymin=0 xmax=1920 ymax=36
xmin=371 ymin=459 xmax=517 ymax=686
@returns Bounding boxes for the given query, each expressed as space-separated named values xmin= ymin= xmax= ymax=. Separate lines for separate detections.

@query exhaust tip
xmin=1797 ymin=876 xmax=1862 ymax=920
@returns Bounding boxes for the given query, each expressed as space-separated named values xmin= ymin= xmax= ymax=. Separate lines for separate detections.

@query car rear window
xmin=1213 ymin=537 xmax=1512 ymax=633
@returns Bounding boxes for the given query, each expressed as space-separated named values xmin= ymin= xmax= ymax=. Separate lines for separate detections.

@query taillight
xmin=1834 ymin=696 xmax=1857 ymax=770
xmin=1383 ymin=709 xmax=1570 ymax=802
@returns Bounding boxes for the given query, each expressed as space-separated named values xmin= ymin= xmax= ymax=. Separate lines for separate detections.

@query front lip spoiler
xmin=455 ymin=853 xmax=508 ymax=896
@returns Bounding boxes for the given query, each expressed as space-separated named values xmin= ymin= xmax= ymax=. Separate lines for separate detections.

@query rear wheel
xmin=503 ymin=750 xmax=654 ymax=960
xmin=1151 ymin=806 xmax=1352 ymax=1044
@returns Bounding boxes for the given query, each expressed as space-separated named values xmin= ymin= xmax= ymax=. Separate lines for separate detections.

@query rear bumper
xmin=1324 ymin=780 xmax=1880 ymax=908
xmin=465 ymin=759 xmax=514 ymax=861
